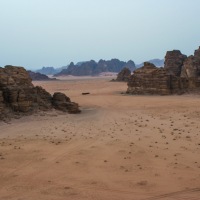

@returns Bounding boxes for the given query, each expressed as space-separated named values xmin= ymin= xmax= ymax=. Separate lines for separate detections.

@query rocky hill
xmin=28 ymin=71 xmax=56 ymax=81
xmin=127 ymin=47 xmax=200 ymax=95
xmin=54 ymin=59 xmax=136 ymax=76
xmin=115 ymin=68 xmax=131 ymax=82
xmin=0 ymin=65 xmax=80 ymax=120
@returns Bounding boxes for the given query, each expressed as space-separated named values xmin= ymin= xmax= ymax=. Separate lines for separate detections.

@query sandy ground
xmin=0 ymin=77 xmax=200 ymax=200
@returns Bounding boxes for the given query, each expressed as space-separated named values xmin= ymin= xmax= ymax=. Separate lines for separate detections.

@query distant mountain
xmin=36 ymin=67 xmax=58 ymax=75
xmin=54 ymin=59 xmax=136 ymax=76
xmin=28 ymin=71 xmax=56 ymax=81
xmin=136 ymin=59 xmax=164 ymax=68
xmin=76 ymin=61 xmax=86 ymax=66
xmin=36 ymin=66 xmax=68 ymax=75
xmin=35 ymin=58 xmax=163 ymax=77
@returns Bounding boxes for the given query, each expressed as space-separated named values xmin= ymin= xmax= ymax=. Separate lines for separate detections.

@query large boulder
xmin=0 ymin=66 xmax=80 ymax=120
xmin=52 ymin=93 xmax=80 ymax=114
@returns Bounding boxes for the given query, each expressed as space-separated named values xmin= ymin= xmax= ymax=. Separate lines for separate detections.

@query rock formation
xmin=127 ymin=47 xmax=200 ymax=95
xmin=181 ymin=47 xmax=200 ymax=79
xmin=127 ymin=62 xmax=179 ymax=95
xmin=0 ymin=65 xmax=80 ymax=120
xmin=54 ymin=59 xmax=136 ymax=76
xmin=127 ymin=61 xmax=195 ymax=95
xmin=116 ymin=67 xmax=131 ymax=82
xmin=52 ymin=93 xmax=80 ymax=114
xmin=28 ymin=71 xmax=56 ymax=81
xmin=164 ymin=50 xmax=187 ymax=76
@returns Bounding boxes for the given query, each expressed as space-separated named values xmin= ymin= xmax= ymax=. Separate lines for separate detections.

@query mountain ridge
xmin=34 ymin=58 xmax=164 ymax=76
xmin=54 ymin=59 xmax=136 ymax=76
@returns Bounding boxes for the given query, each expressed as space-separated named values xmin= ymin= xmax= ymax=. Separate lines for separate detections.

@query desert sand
xmin=0 ymin=77 xmax=200 ymax=200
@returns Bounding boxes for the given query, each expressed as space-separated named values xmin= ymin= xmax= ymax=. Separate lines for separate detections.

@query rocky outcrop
xmin=181 ymin=47 xmax=200 ymax=78
xmin=52 ymin=93 xmax=80 ymax=114
xmin=28 ymin=71 xmax=56 ymax=81
xmin=164 ymin=50 xmax=187 ymax=76
xmin=127 ymin=62 xmax=190 ymax=95
xmin=0 ymin=65 xmax=80 ymax=120
xmin=116 ymin=67 xmax=131 ymax=82
xmin=127 ymin=47 xmax=200 ymax=95
xmin=181 ymin=56 xmax=200 ymax=78
xmin=127 ymin=62 xmax=170 ymax=95
xmin=54 ymin=59 xmax=136 ymax=76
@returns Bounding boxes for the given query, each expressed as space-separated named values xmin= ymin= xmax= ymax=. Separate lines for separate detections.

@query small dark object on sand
xmin=82 ymin=92 xmax=90 ymax=95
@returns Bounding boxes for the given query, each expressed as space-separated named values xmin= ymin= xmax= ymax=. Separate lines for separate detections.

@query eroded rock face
xmin=127 ymin=62 xmax=170 ymax=95
xmin=127 ymin=62 xmax=189 ymax=95
xmin=116 ymin=67 xmax=131 ymax=82
xmin=0 ymin=66 xmax=80 ymax=120
xmin=0 ymin=65 xmax=33 ymax=87
xmin=127 ymin=46 xmax=200 ymax=95
xmin=164 ymin=50 xmax=187 ymax=76
xmin=181 ymin=47 xmax=200 ymax=78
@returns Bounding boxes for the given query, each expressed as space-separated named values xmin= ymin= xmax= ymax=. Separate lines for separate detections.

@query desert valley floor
xmin=0 ymin=77 xmax=200 ymax=200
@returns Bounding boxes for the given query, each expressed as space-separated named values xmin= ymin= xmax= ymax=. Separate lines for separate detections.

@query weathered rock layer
xmin=0 ymin=66 xmax=80 ymax=120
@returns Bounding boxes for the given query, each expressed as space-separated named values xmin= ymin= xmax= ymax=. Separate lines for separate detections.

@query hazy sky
xmin=1 ymin=0 xmax=200 ymax=69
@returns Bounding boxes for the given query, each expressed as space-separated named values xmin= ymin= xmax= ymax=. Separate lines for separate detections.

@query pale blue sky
xmin=0 ymin=0 xmax=200 ymax=69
